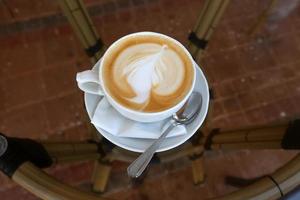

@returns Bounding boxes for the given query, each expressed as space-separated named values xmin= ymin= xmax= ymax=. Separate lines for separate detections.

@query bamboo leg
xmin=191 ymin=0 xmax=230 ymax=138
xmin=191 ymin=156 xmax=205 ymax=185
xmin=192 ymin=0 xmax=211 ymax=31
xmin=42 ymin=142 xmax=101 ymax=164
xmin=202 ymin=0 xmax=231 ymax=41
xmin=247 ymin=0 xmax=278 ymax=36
xmin=201 ymin=123 xmax=289 ymax=151
xmin=59 ymin=0 xmax=110 ymax=192
xmin=58 ymin=0 xmax=89 ymax=49
xmin=92 ymin=144 xmax=113 ymax=193
xmin=58 ymin=0 xmax=106 ymax=63
xmin=91 ymin=161 xmax=111 ymax=193
xmin=196 ymin=0 xmax=231 ymax=58
xmin=188 ymin=0 xmax=231 ymax=59
xmin=199 ymin=98 xmax=215 ymax=141
xmin=213 ymin=154 xmax=300 ymax=200
xmin=10 ymin=154 xmax=300 ymax=200
xmin=188 ymin=0 xmax=220 ymax=56
xmin=12 ymin=162 xmax=109 ymax=200
xmin=210 ymin=141 xmax=282 ymax=150
xmin=52 ymin=153 xmax=100 ymax=164
xmin=42 ymin=142 xmax=98 ymax=157
xmin=210 ymin=126 xmax=286 ymax=144
xmin=247 ymin=126 xmax=286 ymax=142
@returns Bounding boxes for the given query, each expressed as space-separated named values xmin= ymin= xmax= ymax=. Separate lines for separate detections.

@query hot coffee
xmin=101 ymin=33 xmax=194 ymax=112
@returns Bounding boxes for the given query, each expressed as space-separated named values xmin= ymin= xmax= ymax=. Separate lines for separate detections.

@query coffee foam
xmin=102 ymin=34 xmax=194 ymax=112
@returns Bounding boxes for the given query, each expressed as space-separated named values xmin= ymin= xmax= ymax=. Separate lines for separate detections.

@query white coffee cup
xmin=76 ymin=32 xmax=196 ymax=122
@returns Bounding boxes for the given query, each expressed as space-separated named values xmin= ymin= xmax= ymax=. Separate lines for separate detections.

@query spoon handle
xmin=127 ymin=120 xmax=177 ymax=178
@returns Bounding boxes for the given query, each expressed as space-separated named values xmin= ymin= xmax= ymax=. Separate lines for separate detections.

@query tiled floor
xmin=0 ymin=0 xmax=300 ymax=199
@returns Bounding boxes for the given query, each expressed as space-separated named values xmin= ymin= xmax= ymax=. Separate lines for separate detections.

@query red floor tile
xmin=238 ymin=41 xmax=277 ymax=73
xmin=5 ymin=0 xmax=59 ymax=21
xmin=2 ymin=102 xmax=48 ymax=138
xmin=0 ymin=36 xmax=44 ymax=78
xmin=271 ymin=33 xmax=300 ymax=65
xmin=41 ymin=28 xmax=79 ymax=66
xmin=41 ymin=60 xmax=78 ymax=98
xmin=222 ymin=96 xmax=242 ymax=114
xmin=211 ymin=101 xmax=225 ymax=119
xmin=47 ymin=161 xmax=94 ymax=186
xmin=44 ymin=92 xmax=85 ymax=134
xmin=1 ymin=186 xmax=38 ymax=200
xmin=2 ymin=71 xmax=45 ymax=110
xmin=206 ymin=50 xmax=245 ymax=81
xmin=237 ymin=91 xmax=259 ymax=110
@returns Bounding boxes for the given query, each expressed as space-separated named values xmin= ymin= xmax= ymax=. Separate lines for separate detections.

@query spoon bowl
xmin=127 ymin=92 xmax=203 ymax=178
xmin=173 ymin=92 xmax=202 ymax=124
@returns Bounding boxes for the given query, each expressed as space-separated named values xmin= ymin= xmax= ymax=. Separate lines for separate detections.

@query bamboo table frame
xmin=1 ymin=121 xmax=299 ymax=200
xmin=11 ymin=153 xmax=300 ymax=200
xmin=2 ymin=0 xmax=299 ymax=199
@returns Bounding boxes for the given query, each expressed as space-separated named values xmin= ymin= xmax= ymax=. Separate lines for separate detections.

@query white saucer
xmin=84 ymin=61 xmax=209 ymax=153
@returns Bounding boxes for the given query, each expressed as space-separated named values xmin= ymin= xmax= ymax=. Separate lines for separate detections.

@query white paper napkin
xmin=91 ymin=98 xmax=187 ymax=139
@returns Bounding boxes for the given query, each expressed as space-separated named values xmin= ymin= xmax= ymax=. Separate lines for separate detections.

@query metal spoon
xmin=127 ymin=92 xmax=202 ymax=178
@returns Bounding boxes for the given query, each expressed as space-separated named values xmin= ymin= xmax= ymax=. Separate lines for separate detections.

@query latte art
xmin=115 ymin=44 xmax=184 ymax=109
xmin=102 ymin=34 xmax=194 ymax=112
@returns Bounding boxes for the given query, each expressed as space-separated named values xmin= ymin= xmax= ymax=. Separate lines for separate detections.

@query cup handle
xmin=76 ymin=70 xmax=104 ymax=95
